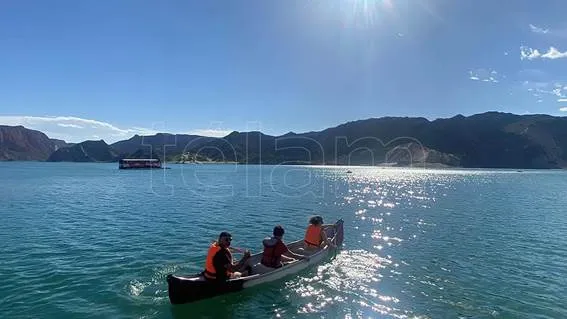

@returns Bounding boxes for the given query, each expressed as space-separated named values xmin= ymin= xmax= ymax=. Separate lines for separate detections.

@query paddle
xmin=210 ymin=240 xmax=248 ymax=255
xmin=330 ymin=228 xmax=338 ymax=260
xmin=229 ymin=247 xmax=247 ymax=254
xmin=330 ymin=218 xmax=343 ymax=260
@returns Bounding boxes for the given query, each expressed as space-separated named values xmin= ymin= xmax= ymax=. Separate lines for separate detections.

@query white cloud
xmin=0 ymin=115 xmax=151 ymax=143
xmin=518 ymin=68 xmax=547 ymax=79
xmin=0 ymin=115 xmax=231 ymax=143
xmin=129 ymin=126 xmax=161 ymax=136
xmin=534 ymin=87 xmax=565 ymax=98
xmin=468 ymin=69 xmax=499 ymax=83
xmin=57 ymin=123 xmax=83 ymax=129
xmin=1 ymin=116 xmax=129 ymax=132
xmin=541 ymin=47 xmax=567 ymax=59
xmin=523 ymin=80 xmax=549 ymax=89
xmin=528 ymin=24 xmax=567 ymax=37
xmin=529 ymin=24 xmax=549 ymax=34
xmin=188 ymin=129 xmax=232 ymax=138
xmin=523 ymin=80 xmax=567 ymax=100
xmin=520 ymin=46 xmax=541 ymax=60
xmin=560 ymin=107 xmax=567 ymax=112
xmin=521 ymin=46 xmax=567 ymax=60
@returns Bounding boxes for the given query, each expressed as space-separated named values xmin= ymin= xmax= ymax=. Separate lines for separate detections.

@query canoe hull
xmin=167 ymin=274 xmax=246 ymax=305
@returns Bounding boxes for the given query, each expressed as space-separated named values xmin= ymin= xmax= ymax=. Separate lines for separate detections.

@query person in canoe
xmin=303 ymin=215 xmax=337 ymax=250
xmin=203 ymin=231 xmax=251 ymax=281
xmin=261 ymin=225 xmax=307 ymax=268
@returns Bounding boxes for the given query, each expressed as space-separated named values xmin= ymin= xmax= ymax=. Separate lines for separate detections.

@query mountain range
xmin=2 ymin=112 xmax=567 ymax=168
xmin=0 ymin=125 xmax=71 ymax=161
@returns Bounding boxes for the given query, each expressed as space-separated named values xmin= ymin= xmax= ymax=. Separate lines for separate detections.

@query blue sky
xmin=1 ymin=0 xmax=567 ymax=142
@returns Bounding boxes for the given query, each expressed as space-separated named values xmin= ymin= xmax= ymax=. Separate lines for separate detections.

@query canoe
xmin=167 ymin=219 xmax=344 ymax=305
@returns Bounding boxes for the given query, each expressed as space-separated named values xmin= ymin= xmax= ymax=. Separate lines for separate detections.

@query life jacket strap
xmin=304 ymin=239 xmax=320 ymax=247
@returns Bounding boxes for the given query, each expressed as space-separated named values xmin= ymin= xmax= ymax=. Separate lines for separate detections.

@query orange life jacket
xmin=304 ymin=224 xmax=322 ymax=247
xmin=203 ymin=242 xmax=232 ymax=280
xmin=261 ymin=237 xmax=282 ymax=268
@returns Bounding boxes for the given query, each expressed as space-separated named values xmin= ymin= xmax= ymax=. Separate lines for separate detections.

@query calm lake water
xmin=1 ymin=162 xmax=566 ymax=318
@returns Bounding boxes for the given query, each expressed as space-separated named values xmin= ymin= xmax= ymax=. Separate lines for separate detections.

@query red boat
xmin=118 ymin=158 xmax=161 ymax=169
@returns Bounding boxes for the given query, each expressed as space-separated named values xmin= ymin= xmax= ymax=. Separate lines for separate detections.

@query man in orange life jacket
xmin=203 ymin=232 xmax=251 ymax=282
xmin=304 ymin=215 xmax=336 ymax=250
xmin=261 ymin=225 xmax=307 ymax=268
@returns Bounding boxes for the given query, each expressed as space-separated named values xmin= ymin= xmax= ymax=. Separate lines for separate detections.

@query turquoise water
xmin=1 ymin=162 xmax=566 ymax=318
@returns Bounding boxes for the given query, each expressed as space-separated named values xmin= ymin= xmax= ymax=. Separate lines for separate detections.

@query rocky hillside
xmin=182 ymin=112 xmax=567 ymax=168
xmin=385 ymin=142 xmax=461 ymax=167
xmin=50 ymin=139 xmax=72 ymax=150
xmin=0 ymin=125 xmax=60 ymax=161
xmin=111 ymin=133 xmax=214 ymax=160
xmin=5 ymin=112 xmax=567 ymax=168
xmin=47 ymin=140 xmax=117 ymax=162
xmin=189 ymin=129 xmax=459 ymax=166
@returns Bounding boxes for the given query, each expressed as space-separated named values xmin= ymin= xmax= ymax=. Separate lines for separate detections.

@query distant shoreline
xmin=4 ymin=112 xmax=567 ymax=169
xmin=2 ymin=160 xmax=565 ymax=170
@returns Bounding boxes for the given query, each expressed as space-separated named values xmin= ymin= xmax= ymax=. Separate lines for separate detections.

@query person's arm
xmin=280 ymin=242 xmax=307 ymax=260
xmin=285 ymin=250 xmax=307 ymax=260
xmin=321 ymin=230 xmax=336 ymax=248
xmin=233 ymin=251 xmax=250 ymax=269
xmin=281 ymin=254 xmax=296 ymax=262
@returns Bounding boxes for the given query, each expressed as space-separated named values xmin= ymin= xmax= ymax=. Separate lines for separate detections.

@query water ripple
xmin=1 ymin=163 xmax=567 ymax=318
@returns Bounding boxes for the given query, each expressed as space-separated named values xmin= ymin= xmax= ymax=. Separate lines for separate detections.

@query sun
xmin=341 ymin=0 xmax=395 ymax=28
xmin=304 ymin=0 xmax=440 ymax=31
xmin=304 ymin=0 xmax=397 ymax=30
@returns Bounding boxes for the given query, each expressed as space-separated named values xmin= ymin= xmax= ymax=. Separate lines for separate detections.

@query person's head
xmin=218 ymin=231 xmax=232 ymax=248
xmin=273 ymin=225 xmax=285 ymax=238
xmin=309 ymin=215 xmax=324 ymax=226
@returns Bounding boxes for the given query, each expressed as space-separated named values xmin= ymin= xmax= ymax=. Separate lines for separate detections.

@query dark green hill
xmin=111 ymin=133 xmax=214 ymax=160
xmin=183 ymin=112 xmax=567 ymax=168
xmin=47 ymin=140 xmax=117 ymax=162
